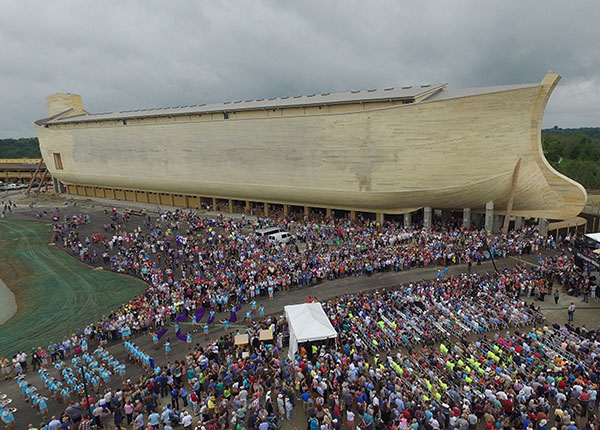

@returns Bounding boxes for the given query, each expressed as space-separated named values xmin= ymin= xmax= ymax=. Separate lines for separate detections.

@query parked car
xmin=267 ymin=231 xmax=295 ymax=245
xmin=255 ymin=227 xmax=283 ymax=237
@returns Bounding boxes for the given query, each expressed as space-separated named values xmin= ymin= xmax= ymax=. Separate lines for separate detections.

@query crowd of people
xmin=2 ymin=206 xmax=600 ymax=430
xmin=43 ymin=208 xmax=556 ymax=348
xmin=8 ymin=260 xmax=600 ymax=430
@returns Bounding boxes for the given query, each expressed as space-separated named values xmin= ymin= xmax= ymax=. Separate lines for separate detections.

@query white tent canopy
xmin=585 ymin=233 xmax=600 ymax=244
xmin=285 ymin=303 xmax=337 ymax=360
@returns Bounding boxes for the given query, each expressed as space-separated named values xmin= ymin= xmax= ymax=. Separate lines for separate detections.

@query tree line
xmin=0 ymin=138 xmax=41 ymax=158
xmin=543 ymin=127 xmax=600 ymax=190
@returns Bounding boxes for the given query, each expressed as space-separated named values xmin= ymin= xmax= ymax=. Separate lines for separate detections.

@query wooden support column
xmin=538 ymin=218 xmax=549 ymax=237
xmin=502 ymin=158 xmax=522 ymax=233
xmin=264 ymin=202 xmax=269 ymax=217
xmin=514 ymin=216 xmax=524 ymax=230
xmin=283 ymin=204 xmax=288 ymax=217
xmin=245 ymin=201 xmax=250 ymax=213
xmin=212 ymin=197 xmax=217 ymax=211
xmin=37 ymin=169 xmax=49 ymax=192
xmin=423 ymin=207 xmax=432 ymax=229
xmin=485 ymin=201 xmax=494 ymax=234
xmin=228 ymin=199 xmax=233 ymax=213
xmin=304 ymin=206 xmax=310 ymax=217
xmin=462 ymin=208 xmax=471 ymax=230
xmin=26 ymin=159 xmax=44 ymax=193
xmin=326 ymin=208 xmax=332 ymax=218
xmin=350 ymin=210 xmax=356 ymax=222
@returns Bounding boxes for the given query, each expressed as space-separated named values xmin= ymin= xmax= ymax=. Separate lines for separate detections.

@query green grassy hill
xmin=0 ymin=137 xmax=41 ymax=158
xmin=542 ymin=127 xmax=600 ymax=190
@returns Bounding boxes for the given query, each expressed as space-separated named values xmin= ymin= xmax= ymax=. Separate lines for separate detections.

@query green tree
xmin=0 ymin=138 xmax=41 ymax=158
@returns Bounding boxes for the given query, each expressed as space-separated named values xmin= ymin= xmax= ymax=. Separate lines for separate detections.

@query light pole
xmin=484 ymin=233 xmax=499 ymax=274
xmin=77 ymin=364 xmax=94 ymax=424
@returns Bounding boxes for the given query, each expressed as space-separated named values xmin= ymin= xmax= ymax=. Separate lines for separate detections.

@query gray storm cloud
xmin=0 ymin=0 xmax=598 ymax=137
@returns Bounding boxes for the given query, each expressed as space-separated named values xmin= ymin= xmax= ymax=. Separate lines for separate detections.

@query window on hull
xmin=53 ymin=153 xmax=64 ymax=170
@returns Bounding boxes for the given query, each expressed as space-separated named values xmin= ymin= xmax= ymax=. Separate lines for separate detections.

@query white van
xmin=267 ymin=231 xmax=294 ymax=245
xmin=256 ymin=227 xmax=282 ymax=237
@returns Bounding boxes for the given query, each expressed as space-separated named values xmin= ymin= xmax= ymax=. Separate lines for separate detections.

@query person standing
xmin=78 ymin=415 xmax=92 ymax=430
xmin=164 ymin=339 xmax=171 ymax=358
xmin=1 ymin=408 xmax=15 ymax=430
xmin=568 ymin=302 xmax=576 ymax=322
xmin=554 ymin=289 xmax=560 ymax=305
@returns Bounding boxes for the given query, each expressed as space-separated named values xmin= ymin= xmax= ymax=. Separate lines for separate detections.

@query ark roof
xmin=44 ymin=84 xmax=447 ymax=124
xmin=42 ymin=81 xmax=540 ymax=125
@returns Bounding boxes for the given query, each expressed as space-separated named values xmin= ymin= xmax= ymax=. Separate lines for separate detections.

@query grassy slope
xmin=0 ymin=220 xmax=147 ymax=357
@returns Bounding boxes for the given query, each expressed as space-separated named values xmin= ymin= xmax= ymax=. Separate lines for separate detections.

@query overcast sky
xmin=1 ymin=0 xmax=599 ymax=138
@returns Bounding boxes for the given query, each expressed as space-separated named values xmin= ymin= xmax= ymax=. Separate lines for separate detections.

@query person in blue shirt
xmin=102 ymin=369 xmax=111 ymax=384
xmin=362 ymin=409 xmax=374 ymax=430
xmin=148 ymin=411 xmax=161 ymax=427
xmin=1 ymin=408 xmax=15 ymax=429
xmin=60 ymin=386 xmax=71 ymax=403
xmin=164 ymin=340 xmax=171 ymax=358
xmin=180 ymin=386 xmax=188 ymax=408
xmin=32 ymin=394 xmax=40 ymax=412
xmin=121 ymin=325 xmax=131 ymax=340
xmin=38 ymin=396 xmax=49 ymax=420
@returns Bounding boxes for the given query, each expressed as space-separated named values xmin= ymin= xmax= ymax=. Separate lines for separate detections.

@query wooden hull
xmin=35 ymin=72 xmax=586 ymax=219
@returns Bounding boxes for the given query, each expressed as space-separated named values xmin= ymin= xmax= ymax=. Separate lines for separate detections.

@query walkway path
xmin=0 ymin=279 xmax=16 ymax=326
